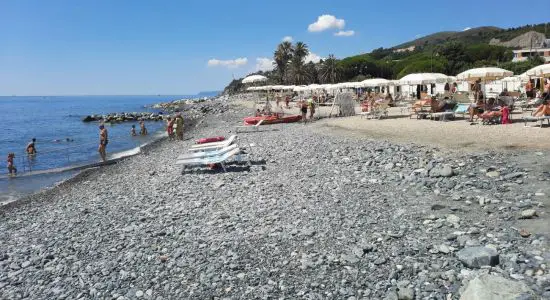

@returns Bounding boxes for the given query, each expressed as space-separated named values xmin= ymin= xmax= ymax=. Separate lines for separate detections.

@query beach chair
xmin=190 ymin=135 xmax=236 ymax=152
xmin=177 ymin=144 xmax=238 ymax=161
xmin=522 ymin=116 xmax=550 ymax=128
xmin=235 ymin=120 xmax=263 ymax=133
xmin=176 ymin=147 xmax=250 ymax=172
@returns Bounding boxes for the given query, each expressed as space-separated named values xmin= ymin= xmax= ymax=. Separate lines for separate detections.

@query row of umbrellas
xmin=243 ymin=64 xmax=550 ymax=91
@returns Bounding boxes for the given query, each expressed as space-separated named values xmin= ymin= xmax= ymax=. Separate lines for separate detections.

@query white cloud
xmin=207 ymin=58 xmax=248 ymax=68
xmin=255 ymin=57 xmax=274 ymax=71
xmin=334 ymin=30 xmax=355 ymax=37
xmin=463 ymin=27 xmax=471 ymax=31
xmin=282 ymin=36 xmax=293 ymax=42
xmin=308 ymin=15 xmax=345 ymax=32
xmin=305 ymin=52 xmax=322 ymax=63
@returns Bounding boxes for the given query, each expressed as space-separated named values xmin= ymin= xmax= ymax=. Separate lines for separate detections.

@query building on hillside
xmin=512 ymin=48 xmax=550 ymax=62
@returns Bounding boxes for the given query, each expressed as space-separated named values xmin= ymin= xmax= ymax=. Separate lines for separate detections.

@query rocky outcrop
xmin=489 ymin=31 xmax=546 ymax=48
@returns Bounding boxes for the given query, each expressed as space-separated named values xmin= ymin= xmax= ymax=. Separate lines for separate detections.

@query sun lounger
xmin=235 ymin=120 xmax=264 ymax=133
xmin=522 ymin=116 xmax=550 ymax=128
xmin=177 ymin=144 xmax=238 ymax=161
xmin=190 ymin=135 xmax=236 ymax=152
xmin=176 ymin=147 xmax=250 ymax=172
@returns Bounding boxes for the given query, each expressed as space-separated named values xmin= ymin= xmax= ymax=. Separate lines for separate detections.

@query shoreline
xmin=1 ymin=94 xmax=549 ymax=299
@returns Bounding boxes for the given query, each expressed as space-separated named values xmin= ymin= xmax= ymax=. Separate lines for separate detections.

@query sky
xmin=1 ymin=0 xmax=549 ymax=96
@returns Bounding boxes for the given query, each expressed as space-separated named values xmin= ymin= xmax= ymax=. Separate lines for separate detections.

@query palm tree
xmin=288 ymin=42 xmax=310 ymax=85
xmin=293 ymin=42 xmax=309 ymax=63
xmin=273 ymin=41 xmax=293 ymax=83
xmin=319 ymin=54 xmax=341 ymax=83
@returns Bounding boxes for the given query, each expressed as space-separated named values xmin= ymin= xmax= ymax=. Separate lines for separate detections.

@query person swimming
xmin=26 ymin=138 xmax=37 ymax=155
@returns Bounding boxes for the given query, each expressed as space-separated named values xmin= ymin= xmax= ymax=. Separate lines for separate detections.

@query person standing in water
xmin=130 ymin=125 xmax=137 ymax=136
xmin=26 ymin=138 xmax=37 ymax=155
xmin=7 ymin=153 xmax=17 ymax=176
xmin=139 ymin=121 xmax=148 ymax=136
xmin=98 ymin=124 xmax=108 ymax=162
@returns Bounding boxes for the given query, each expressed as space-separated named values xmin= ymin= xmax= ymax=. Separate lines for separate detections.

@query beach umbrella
xmin=399 ymin=73 xmax=451 ymax=85
xmin=456 ymin=67 xmax=513 ymax=81
xmin=523 ymin=64 xmax=550 ymax=78
xmin=242 ymin=75 xmax=268 ymax=84
xmin=360 ymin=78 xmax=391 ymax=87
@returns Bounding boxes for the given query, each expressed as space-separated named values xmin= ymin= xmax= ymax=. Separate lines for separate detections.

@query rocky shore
xmin=1 ymin=95 xmax=549 ymax=299
xmin=82 ymin=96 xmax=230 ymax=123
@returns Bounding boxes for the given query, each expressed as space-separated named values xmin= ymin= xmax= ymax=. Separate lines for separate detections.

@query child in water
xmin=7 ymin=153 xmax=16 ymax=176
xmin=130 ymin=125 xmax=137 ymax=136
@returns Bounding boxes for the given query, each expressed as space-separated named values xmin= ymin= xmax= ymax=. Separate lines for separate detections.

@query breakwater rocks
xmin=82 ymin=112 xmax=164 ymax=123
xmin=151 ymin=96 xmax=230 ymax=119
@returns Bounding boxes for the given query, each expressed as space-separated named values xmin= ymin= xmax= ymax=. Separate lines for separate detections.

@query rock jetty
xmin=81 ymin=112 xmax=164 ymax=123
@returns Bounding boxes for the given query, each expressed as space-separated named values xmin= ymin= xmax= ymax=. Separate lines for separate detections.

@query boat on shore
xmin=243 ymin=113 xmax=302 ymax=125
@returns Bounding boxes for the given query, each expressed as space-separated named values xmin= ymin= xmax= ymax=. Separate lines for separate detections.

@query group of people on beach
xmin=165 ymin=112 xmax=184 ymax=140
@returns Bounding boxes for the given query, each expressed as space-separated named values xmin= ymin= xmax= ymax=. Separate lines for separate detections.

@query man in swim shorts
xmin=98 ymin=124 xmax=108 ymax=162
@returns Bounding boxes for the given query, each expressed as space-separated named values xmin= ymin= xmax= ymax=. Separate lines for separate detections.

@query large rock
xmin=82 ymin=115 xmax=95 ymax=122
xmin=460 ymin=274 xmax=536 ymax=300
xmin=457 ymin=247 xmax=499 ymax=268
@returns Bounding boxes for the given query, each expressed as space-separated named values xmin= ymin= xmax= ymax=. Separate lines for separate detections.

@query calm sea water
xmin=0 ymin=95 xmax=205 ymax=203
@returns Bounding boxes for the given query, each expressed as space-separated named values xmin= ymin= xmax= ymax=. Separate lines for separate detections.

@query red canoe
xmin=243 ymin=114 xmax=302 ymax=125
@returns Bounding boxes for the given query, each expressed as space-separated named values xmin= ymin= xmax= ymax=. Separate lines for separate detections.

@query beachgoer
xmin=533 ymin=99 xmax=550 ymax=117
xmin=385 ymin=93 xmax=393 ymax=105
xmin=139 ymin=121 xmax=148 ymax=136
xmin=526 ymin=80 xmax=533 ymax=98
xmin=255 ymin=109 xmax=261 ymax=117
xmin=300 ymin=100 xmax=308 ymax=124
xmin=451 ymin=83 xmax=457 ymax=94
xmin=308 ymin=97 xmax=316 ymax=119
xmin=166 ymin=117 xmax=174 ymax=140
xmin=7 ymin=153 xmax=16 ymax=176
xmin=285 ymin=96 xmax=290 ymax=108
xmin=26 ymin=138 xmax=37 ymax=155
xmin=472 ymin=79 xmax=482 ymax=102
xmin=499 ymin=88 xmax=510 ymax=97
xmin=468 ymin=98 xmax=485 ymax=122
xmin=545 ymin=79 xmax=550 ymax=94
xmin=98 ymin=124 xmax=108 ymax=162
xmin=175 ymin=113 xmax=184 ymax=140
xmin=130 ymin=124 xmax=137 ymax=136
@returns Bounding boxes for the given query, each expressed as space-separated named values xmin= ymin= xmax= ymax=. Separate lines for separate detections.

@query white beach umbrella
xmin=456 ymin=67 xmax=513 ymax=81
xmin=242 ymin=75 xmax=268 ymax=84
xmin=360 ymin=78 xmax=391 ymax=87
xmin=399 ymin=73 xmax=451 ymax=85
xmin=501 ymin=76 xmax=521 ymax=82
xmin=523 ymin=64 xmax=550 ymax=78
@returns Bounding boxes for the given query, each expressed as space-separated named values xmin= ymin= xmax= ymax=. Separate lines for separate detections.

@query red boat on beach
xmin=243 ymin=113 xmax=302 ymax=125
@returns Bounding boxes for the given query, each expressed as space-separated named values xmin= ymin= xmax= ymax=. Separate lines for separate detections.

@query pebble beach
xmin=1 ymin=95 xmax=550 ymax=299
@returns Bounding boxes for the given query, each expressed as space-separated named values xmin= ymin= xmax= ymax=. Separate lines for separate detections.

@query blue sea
xmin=0 ymin=94 xmax=210 ymax=203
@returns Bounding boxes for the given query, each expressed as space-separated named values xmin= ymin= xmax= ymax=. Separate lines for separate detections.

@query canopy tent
xmin=523 ymin=64 xmax=550 ymax=78
xmin=242 ymin=75 xmax=268 ymax=84
xmin=456 ymin=67 xmax=513 ymax=81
